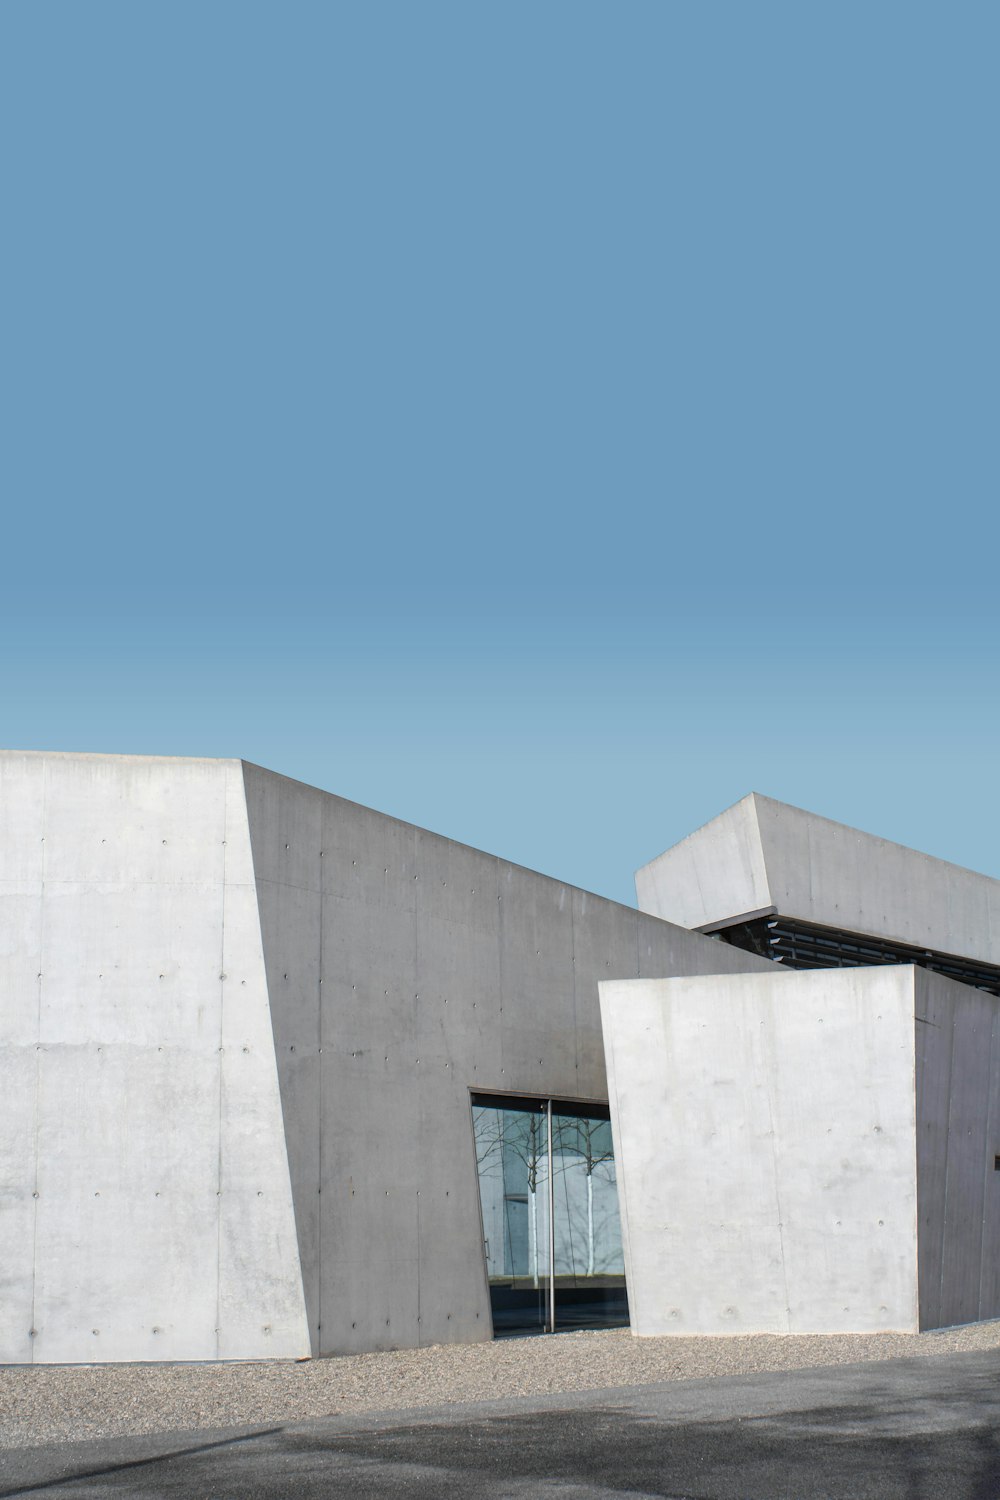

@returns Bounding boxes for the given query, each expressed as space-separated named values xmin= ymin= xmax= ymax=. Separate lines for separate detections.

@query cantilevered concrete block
xmin=600 ymin=966 xmax=1000 ymax=1335
xmin=636 ymin=794 xmax=1000 ymax=968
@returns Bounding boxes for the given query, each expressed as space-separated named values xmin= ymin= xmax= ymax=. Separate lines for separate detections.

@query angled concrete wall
xmin=0 ymin=752 xmax=309 ymax=1365
xmin=637 ymin=794 xmax=1000 ymax=967
xmin=241 ymin=762 xmax=771 ymax=1357
xmin=601 ymin=966 xmax=1000 ymax=1335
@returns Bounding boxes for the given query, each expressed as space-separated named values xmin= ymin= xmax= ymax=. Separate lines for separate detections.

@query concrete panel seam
xmin=757 ymin=994 xmax=791 ymax=1333
xmin=938 ymin=1005 xmax=958 ymax=1322
xmin=214 ymin=778 xmax=228 ymax=1360
xmin=251 ymin=875 xmax=325 ymax=897
xmin=27 ymin=760 xmax=48 ymax=1363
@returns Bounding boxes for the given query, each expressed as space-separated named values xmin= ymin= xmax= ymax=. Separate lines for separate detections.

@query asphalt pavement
xmin=3 ymin=1346 xmax=1000 ymax=1499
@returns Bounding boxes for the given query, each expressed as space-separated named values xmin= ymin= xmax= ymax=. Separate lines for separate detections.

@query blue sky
xmin=2 ymin=2 xmax=997 ymax=906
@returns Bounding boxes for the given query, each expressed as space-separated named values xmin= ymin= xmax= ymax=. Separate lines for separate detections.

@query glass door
xmin=472 ymin=1097 xmax=550 ymax=1333
xmin=472 ymin=1093 xmax=627 ymax=1335
xmin=549 ymin=1103 xmax=629 ymax=1331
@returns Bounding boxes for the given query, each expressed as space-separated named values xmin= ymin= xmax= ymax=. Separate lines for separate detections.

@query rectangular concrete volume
xmin=635 ymin=792 xmax=1000 ymax=968
xmin=600 ymin=966 xmax=1000 ymax=1335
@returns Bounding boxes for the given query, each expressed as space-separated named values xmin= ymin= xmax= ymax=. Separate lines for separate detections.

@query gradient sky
xmin=3 ymin=2 xmax=998 ymax=907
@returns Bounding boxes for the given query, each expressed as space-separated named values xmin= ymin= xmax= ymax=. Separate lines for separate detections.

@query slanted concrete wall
xmin=0 ymin=752 xmax=309 ymax=1365
xmin=241 ymin=763 xmax=771 ymax=1356
xmin=600 ymin=968 xmax=921 ymax=1334
xmin=914 ymin=970 xmax=1000 ymax=1329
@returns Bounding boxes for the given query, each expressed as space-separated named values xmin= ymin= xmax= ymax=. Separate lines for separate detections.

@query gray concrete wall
xmin=600 ymin=967 xmax=921 ymax=1335
xmin=241 ymin=762 xmax=770 ymax=1356
xmin=914 ymin=969 xmax=1000 ymax=1330
xmin=0 ymin=752 xmax=309 ymax=1365
xmin=637 ymin=794 xmax=1000 ymax=968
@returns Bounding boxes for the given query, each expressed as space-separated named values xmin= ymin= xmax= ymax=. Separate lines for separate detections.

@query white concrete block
xmin=601 ymin=969 xmax=921 ymax=1334
xmin=602 ymin=966 xmax=1000 ymax=1335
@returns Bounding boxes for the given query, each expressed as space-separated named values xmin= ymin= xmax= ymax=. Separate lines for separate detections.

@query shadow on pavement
xmin=0 ymin=1427 xmax=284 ymax=1499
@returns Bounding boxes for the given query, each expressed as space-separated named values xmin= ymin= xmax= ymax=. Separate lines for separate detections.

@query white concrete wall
xmin=636 ymin=793 xmax=1000 ymax=968
xmin=635 ymin=795 xmax=770 ymax=935
xmin=0 ymin=752 xmax=309 ymax=1364
xmin=600 ymin=968 xmax=920 ymax=1335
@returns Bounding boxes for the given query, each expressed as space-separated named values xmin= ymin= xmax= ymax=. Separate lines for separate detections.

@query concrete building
xmin=0 ymin=752 xmax=765 ymax=1365
xmin=2 ymin=760 xmax=998 ymax=1362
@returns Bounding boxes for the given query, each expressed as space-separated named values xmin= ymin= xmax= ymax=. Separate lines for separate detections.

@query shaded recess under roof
xmin=716 ymin=914 xmax=1000 ymax=997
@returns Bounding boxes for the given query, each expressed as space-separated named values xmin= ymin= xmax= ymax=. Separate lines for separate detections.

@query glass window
xmin=472 ymin=1094 xmax=627 ymax=1335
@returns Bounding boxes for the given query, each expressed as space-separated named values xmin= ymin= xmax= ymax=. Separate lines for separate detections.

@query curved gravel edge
xmin=4 ymin=1321 xmax=1000 ymax=1450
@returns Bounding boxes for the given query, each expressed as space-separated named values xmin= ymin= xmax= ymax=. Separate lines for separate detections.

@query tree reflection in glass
xmin=472 ymin=1097 xmax=627 ymax=1333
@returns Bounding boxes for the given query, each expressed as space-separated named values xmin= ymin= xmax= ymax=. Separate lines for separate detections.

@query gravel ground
xmin=3 ymin=1322 xmax=1000 ymax=1450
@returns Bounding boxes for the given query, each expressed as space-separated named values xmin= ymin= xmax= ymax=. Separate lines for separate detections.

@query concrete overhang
xmin=635 ymin=793 xmax=1000 ymax=971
